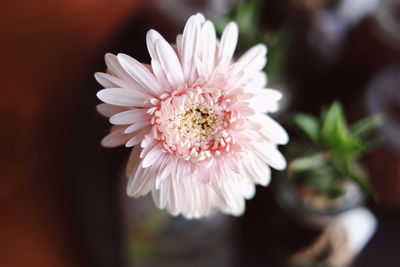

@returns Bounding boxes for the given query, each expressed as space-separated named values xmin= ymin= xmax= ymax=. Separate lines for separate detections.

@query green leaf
xmin=289 ymin=153 xmax=327 ymax=175
xmin=321 ymin=101 xmax=344 ymax=144
xmin=293 ymin=113 xmax=320 ymax=142
xmin=350 ymin=114 xmax=382 ymax=138
xmin=320 ymin=101 xmax=360 ymax=150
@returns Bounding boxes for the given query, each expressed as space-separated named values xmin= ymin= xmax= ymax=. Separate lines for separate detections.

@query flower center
xmin=150 ymin=85 xmax=240 ymax=163
xmin=178 ymin=106 xmax=217 ymax=141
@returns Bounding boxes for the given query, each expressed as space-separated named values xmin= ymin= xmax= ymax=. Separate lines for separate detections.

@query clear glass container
xmin=122 ymin=193 xmax=237 ymax=267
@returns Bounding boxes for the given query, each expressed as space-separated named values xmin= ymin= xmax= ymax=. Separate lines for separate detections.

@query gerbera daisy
xmin=96 ymin=13 xmax=288 ymax=218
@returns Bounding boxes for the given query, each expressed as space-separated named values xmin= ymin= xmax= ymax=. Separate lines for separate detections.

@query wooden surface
xmin=0 ymin=1 xmax=144 ymax=266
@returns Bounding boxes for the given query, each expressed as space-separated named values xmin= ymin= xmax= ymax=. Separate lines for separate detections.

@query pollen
xmin=179 ymin=106 xmax=217 ymax=140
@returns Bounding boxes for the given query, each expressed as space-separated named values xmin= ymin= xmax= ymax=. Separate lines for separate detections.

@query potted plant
xmin=277 ymin=101 xmax=381 ymax=228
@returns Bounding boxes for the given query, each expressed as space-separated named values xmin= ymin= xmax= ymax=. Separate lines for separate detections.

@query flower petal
xmin=95 ymin=72 xmax=125 ymax=88
xmin=110 ymin=109 xmax=149 ymax=125
xmin=151 ymin=59 xmax=171 ymax=90
xmin=125 ymin=127 xmax=150 ymax=147
xmin=146 ymin=29 xmax=163 ymax=61
xmin=97 ymin=88 xmax=151 ymax=107
xmin=252 ymin=142 xmax=287 ymax=170
xmin=251 ymin=113 xmax=289 ymax=144
xmin=155 ymin=38 xmax=185 ymax=88
xmin=198 ymin=21 xmax=217 ymax=78
xmin=236 ymin=44 xmax=267 ymax=73
xmin=117 ymin=53 xmax=164 ymax=96
xmin=181 ymin=15 xmax=201 ymax=83
xmin=124 ymin=121 xmax=151 ymax=134
xmin=96 ymin=103 xmax=127 ymax=118
xmin=218 ymin=22 xmax=238 ymax=67
xmin=101 ymin=126 xmax=132 ymax=147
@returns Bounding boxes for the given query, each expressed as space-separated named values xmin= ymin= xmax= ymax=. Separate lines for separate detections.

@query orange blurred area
xmin=0 ymin=1 xmax=144 ymax=266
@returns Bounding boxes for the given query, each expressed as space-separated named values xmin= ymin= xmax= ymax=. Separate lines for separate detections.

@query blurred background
xmin=1 ymin=0 xmax=400 ymax=266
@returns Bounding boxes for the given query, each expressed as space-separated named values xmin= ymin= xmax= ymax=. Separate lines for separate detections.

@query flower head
xmin=96 ymin=13 xmax=288 ymax=218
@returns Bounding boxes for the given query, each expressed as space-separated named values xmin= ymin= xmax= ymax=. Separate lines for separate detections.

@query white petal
xmin=97 ymin=88 xmax=151 ymax=107
xmin=219 ymin=173 xmax=246 ymax=215
xmin=236 ymin=44 xmax=267 ymax=73
xmin=124 ymin=121 xmax=151 ymax=134
xmin=96 ymin=103 xmax=127 ymax=118
xmin=140 ymin=137 xmax=158 ymax=158
xmin=199 ymin=21 xmax=217 ymax=78
xmin=126 ymin=145 xmax=142 ymax=177
xmin=125 ymin=127 xmax=150 ymax=147
xmin=142 ymin=143 xmax=163 ymax=168
xmin=146 ymin=29 xmax=163 ymax=61
xmin=252 ymin=142 xmax=287 ymax=170
xmin=110 ymin=109 xmax=149 ymax=125
xmin=167 ymin=171 xmax=180 ymax=215
xmin=127 ymin=164 xmax=145 ymax=195
xmin=151 ymin=161 xmax=175 ymax=209
xmin=103 ymin=55 xmax=154 ymax=94
xmin=151 ymin=59 xmax=170 ymax=90
xmin=155 ymin=154 xmax=172 ymax=189
xmin=238 ymin=176 xmax=256 ymax=199
xmin=104 ymin=53 xmax=134 ymax=82
xmin=155 ymin=38 xmax=185 ymax=88
xmin=243 ymin=72 xmax=268 ymax=91
xmin=242 ymin=153 xmax=271 ymax=186
xmin=218 ymin=22 xmax=238 ymax=67
xmin=117 ymin=53 xmax=164 ymax=96
xmin=249 ymin=91 xmax=280 ymax=113
xmin=101 ymin=126 xmax=132 ymax=147
xmin=127 ymin=163 xmax=157 ymax=197
xmin=196 ymin=13 xmax=206 ymax=24
xmin=95 ymin=72 xmax=126 ymax=88
xmin=136 ymin=166 xmax=159 ymax=196
xmin=181 ymin=15 xmax=201 ymax=83
xmin=251 ymin=113 xmax=289 ymax=144
xmin=141 ymin=134 xmax=155 ymax=148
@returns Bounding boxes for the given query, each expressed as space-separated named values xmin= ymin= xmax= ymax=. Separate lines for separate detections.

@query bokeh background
xmin=1 ymin=0 xmax=400 ymax=266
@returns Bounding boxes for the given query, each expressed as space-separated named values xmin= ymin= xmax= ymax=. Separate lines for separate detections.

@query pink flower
xmin=96 ymin=13 xmax=288 ymax=218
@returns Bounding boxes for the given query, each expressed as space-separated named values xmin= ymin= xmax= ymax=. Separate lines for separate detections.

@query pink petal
xmin=101 ymin=126 xmax=132 ymax=147
xmin=236 ymin=44 xmax=267 ymax=73
xmin=218 ymin=22 xmax=238 ymax=67
xmin=151 ymin=59 xmax=171 ymax=90
xmin=96 ymin=103 xmax=127 ymax=118
xmin=125 ymin=127 xmax=150 ymax=147
xmin=146 ymin=29 xmax=163 ymax=61
xmin=124 ymin=121 xmax=151 ymax=134
xmin=251 ymin=113 xmax=289 ymax=144
xmin=181 ymin=15 xmax=201 ymax=83
xmin=109 ymin=109 xmax=149 ymax=125
xmin=97 ymin=88 xmax=151 ymax=107
xmin=126 ymin=145 xmax=142 ymax=177
xmin=95 ymin=72 xmax=126 ymax=88
xmin=252 ymin=142 xmax=287 ymax=170
xmin=117 ymin=53 xmax=164 ymax=96
xmin=155 ymin=39 xmax=185 ymax=88
xmin=198 ymin=21 xmax=217 ymax=78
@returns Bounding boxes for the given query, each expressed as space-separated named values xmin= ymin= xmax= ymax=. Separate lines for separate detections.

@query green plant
xmin=290 ymin=101 xmax=382 ymax=199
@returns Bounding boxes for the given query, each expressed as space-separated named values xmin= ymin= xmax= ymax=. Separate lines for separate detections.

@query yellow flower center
xmin=179 ymin=106 xmax=217 ymax=140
